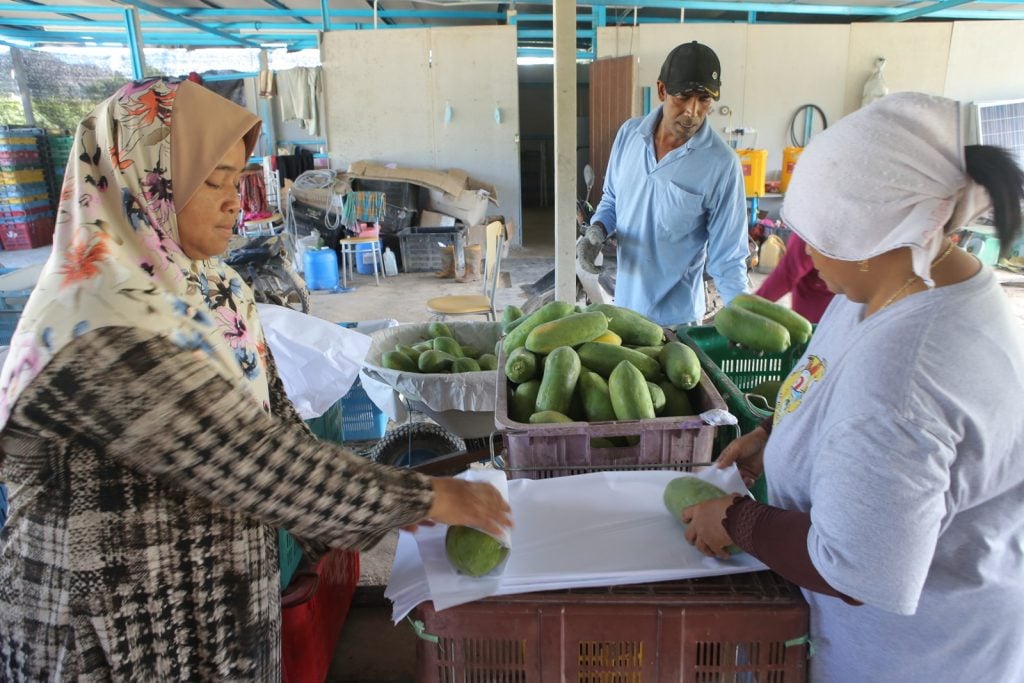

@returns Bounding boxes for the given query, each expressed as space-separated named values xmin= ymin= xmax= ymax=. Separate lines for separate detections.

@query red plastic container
xmin=494 ymin=346 xmax=727 ymax=479
xmin=414 ymin=571 xmax=809 ymax=682
xmin=0 ymin=215 xmax=54 ymax=250
xmin=281 ymin=549 xmax=360 ymax=683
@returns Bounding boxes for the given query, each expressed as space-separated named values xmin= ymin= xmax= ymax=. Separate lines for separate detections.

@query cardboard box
xmin=347 ymin=160 xmax=498 ymax=227
xmin=426 ymin=187 xmax=491 ymax=227
xmin=418 ymin=209 xmax=457 ymax=228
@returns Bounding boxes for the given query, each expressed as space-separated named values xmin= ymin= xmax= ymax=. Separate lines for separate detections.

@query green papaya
xmin=510 ymin=379 xmax=541 ymax=422
xmin=445 ymin=526 xmax=509 ymax=577
xmin=528 ymin=410 xmax=575 ymax=424
xmin=663 ymin=477 xmax=742 ymax=554
xmin=433 ymin=336 xmax=464 ymax=357
xmin=381 ymin=350 xmax=418 ymax=373
xmin=505 ymin=347 xmax=538 ymax=384
xmin=418 ymin=349 xmax=455 ymax=373
xmin=731 ymin=293 xmax=813 ymax=345
xmin=428 ymin=321 xmax=455 ymax=339
xmin=451 ymin=357 xmax=481 ymax=373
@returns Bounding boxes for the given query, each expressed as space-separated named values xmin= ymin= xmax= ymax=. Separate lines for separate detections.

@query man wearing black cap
xmin=579 ymin=41 xmax=749 ymax=326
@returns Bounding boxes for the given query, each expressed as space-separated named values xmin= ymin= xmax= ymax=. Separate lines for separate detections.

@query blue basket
xmin=340 ymin=378 xmax=388 ymax=441
xmin=305 ymin=378 xmax=387 ymax=443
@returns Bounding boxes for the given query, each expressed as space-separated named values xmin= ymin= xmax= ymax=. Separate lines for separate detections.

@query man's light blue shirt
xmin=591 ymin=108 xmax=749 ymax=326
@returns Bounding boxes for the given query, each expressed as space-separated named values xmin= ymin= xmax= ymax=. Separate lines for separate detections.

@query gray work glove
xmin=576 ymin=224 xmax=607 ymax=275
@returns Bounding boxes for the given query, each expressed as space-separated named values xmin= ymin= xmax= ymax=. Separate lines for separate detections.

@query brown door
xmin=588 ymin=56 xmax=636 ymax=206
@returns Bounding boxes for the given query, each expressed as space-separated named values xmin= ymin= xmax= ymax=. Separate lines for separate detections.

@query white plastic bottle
xmin=383 ymin=247 xmax=399 ymax=277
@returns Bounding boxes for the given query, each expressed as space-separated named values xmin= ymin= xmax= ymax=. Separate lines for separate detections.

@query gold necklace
xmin=877 ymin=240 xmax=956 ymax=312
xmin=931 ymin=240 xmax=956 ymax=269
xmin=878 ymin=275 xmax=920 ymax=311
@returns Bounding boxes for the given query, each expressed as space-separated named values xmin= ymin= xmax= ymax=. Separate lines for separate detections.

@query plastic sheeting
xmin=257 ymin=304 xmax=372 ymax=419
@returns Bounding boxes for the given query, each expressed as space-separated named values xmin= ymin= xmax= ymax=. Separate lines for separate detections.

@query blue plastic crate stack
xmin=0 ymin=127 xmax=57 ymax=251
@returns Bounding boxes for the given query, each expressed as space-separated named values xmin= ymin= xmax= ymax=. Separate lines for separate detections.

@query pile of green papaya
xmin=379 ymin=321 xmax=499 ymax=374
xmin=501 ymin=301 xmax=703 ymax=427
xmin=714 ymin=293 xmax=813 ymax=353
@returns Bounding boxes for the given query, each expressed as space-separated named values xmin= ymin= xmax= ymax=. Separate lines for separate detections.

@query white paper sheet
xmin=389 ymin=466 xmax=767 ymax=621
xmin=257 ymin=304 xmax=372 ymax=418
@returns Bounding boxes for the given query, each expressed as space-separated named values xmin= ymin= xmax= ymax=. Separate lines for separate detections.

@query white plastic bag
xmin=861 ymin=57 xmax=889 ymax=108
xmin=295 ymin=230 xmax=322 ymax=273
xmin=257 ymin=304 xmax=372 ymax=419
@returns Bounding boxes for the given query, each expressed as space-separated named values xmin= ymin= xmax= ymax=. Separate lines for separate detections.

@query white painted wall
xmin=597 ymin=20 xmax=1024 ymax=173
xmin=320 ymin=26 xmax=521 ymax=237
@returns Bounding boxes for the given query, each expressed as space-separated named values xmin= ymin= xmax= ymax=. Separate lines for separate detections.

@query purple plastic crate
xmin=494 ymin=344 xmax=727 ymax=480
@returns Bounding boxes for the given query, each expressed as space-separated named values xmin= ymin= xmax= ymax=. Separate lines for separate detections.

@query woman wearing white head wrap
xmin=0 ymin=79 xmax=511 ymax=681
xmin=682 ymin=93 xmax=1024 ymax=681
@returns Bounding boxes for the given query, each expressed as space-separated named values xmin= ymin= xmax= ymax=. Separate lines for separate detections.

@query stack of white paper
xmin=386 ymin=466 xmax=767 ymax=623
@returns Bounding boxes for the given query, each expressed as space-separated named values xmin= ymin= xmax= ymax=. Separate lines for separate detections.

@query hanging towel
xmin=277 ymin=67 xmax=322 ymax=136
xmin=342 ymin=191 xmax=387 ymax=226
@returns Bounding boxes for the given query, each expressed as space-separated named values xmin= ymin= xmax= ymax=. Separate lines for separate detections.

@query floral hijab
xmin=0 ymin=78 xmax=270 ymax=429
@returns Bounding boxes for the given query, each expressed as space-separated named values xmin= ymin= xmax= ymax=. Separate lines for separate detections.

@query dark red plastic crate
xmin=414 ymin=571 xmax=809 ymax=682
xmin=0 ymin=215 xmax=55 ymax=250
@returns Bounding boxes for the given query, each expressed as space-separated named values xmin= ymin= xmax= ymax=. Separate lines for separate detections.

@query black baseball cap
xmin=658 ymin=41 xmax=721 ymax=101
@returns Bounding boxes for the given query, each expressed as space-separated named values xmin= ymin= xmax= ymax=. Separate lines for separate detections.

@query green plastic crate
xmin=677 ymin=325 xmax=811 ymax=503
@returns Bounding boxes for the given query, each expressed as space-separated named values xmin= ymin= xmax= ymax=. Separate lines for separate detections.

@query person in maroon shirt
xmin=755 ymin=232 xmax=833 ymax=323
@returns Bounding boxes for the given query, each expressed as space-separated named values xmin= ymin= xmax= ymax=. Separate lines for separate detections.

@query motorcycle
xmin=520 ymin=165 xmax=617 ymax=314
xmin=224 ymin=231 xmax=311 ymax=313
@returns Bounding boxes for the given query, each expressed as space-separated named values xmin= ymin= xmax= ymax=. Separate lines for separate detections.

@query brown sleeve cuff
xmin=725 ymin=496 xmax=862 ymax=606
xmin=759 ymin=415 xmax=774 ymax=435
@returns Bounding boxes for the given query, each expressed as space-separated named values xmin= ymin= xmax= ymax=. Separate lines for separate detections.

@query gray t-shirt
xmin=765 ymin=267 xmax=1024 ymax=682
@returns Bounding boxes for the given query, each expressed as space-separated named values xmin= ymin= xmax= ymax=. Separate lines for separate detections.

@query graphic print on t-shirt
xmin=774 ymin=355 xmax=827 ymax=425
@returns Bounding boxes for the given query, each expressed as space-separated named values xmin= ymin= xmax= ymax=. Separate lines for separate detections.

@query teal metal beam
xmin=111 ymin=0 xmax=261 ymax=47
xmin=203 ymin=71 xmax=259 ymax=81
xmin=884 ymin=0 xmax=978 ymax=21
xmin=321 ymin=0 xmax=330 ymax=30
xmin=1 ymin=6 xmax=126 ymax=14
xmin=124 ymin=8 xmax=145 ymax=79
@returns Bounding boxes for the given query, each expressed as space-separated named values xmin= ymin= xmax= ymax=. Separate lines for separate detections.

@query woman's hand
xmin=681 ymin=494 xmax=742 ymax=560
xmin=716 ymin=426 xmax=768 ymax=489
xmin=424 ymin=477 xmax=513 ymax=538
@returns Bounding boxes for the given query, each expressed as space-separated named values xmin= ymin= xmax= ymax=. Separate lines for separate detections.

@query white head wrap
xmin=780 ymin=92 xmax=991 ymax=286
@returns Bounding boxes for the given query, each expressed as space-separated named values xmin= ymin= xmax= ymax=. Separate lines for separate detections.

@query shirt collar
xmin=639 ymin=106 xmax=714 ymax=153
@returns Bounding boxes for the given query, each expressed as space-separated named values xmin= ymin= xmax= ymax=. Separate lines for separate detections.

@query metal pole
xmin=553 ymin=0 xmax=577 ymax=304
xmin=259 ymin=50 xmax=277 ymax=156
xmin=321 ymin=0 xmax=331 ymax=31
xmin=124 ymin=8 xmax=146 ymax=79
xmin=10 ymin=47 xmax=35 ymax=127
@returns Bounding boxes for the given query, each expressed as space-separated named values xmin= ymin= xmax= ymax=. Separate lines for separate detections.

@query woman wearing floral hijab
xmin=683 ymin=93 xmax=1024 ymax=681
xmin=0 ymin=78 xmax=510 ymax=680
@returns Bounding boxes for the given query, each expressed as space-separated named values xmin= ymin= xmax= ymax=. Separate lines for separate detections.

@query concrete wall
xmin=597 ymin=20 xmax=1024 ymax=173
xmin=321 ymin=26 xmax=521 ymax=237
